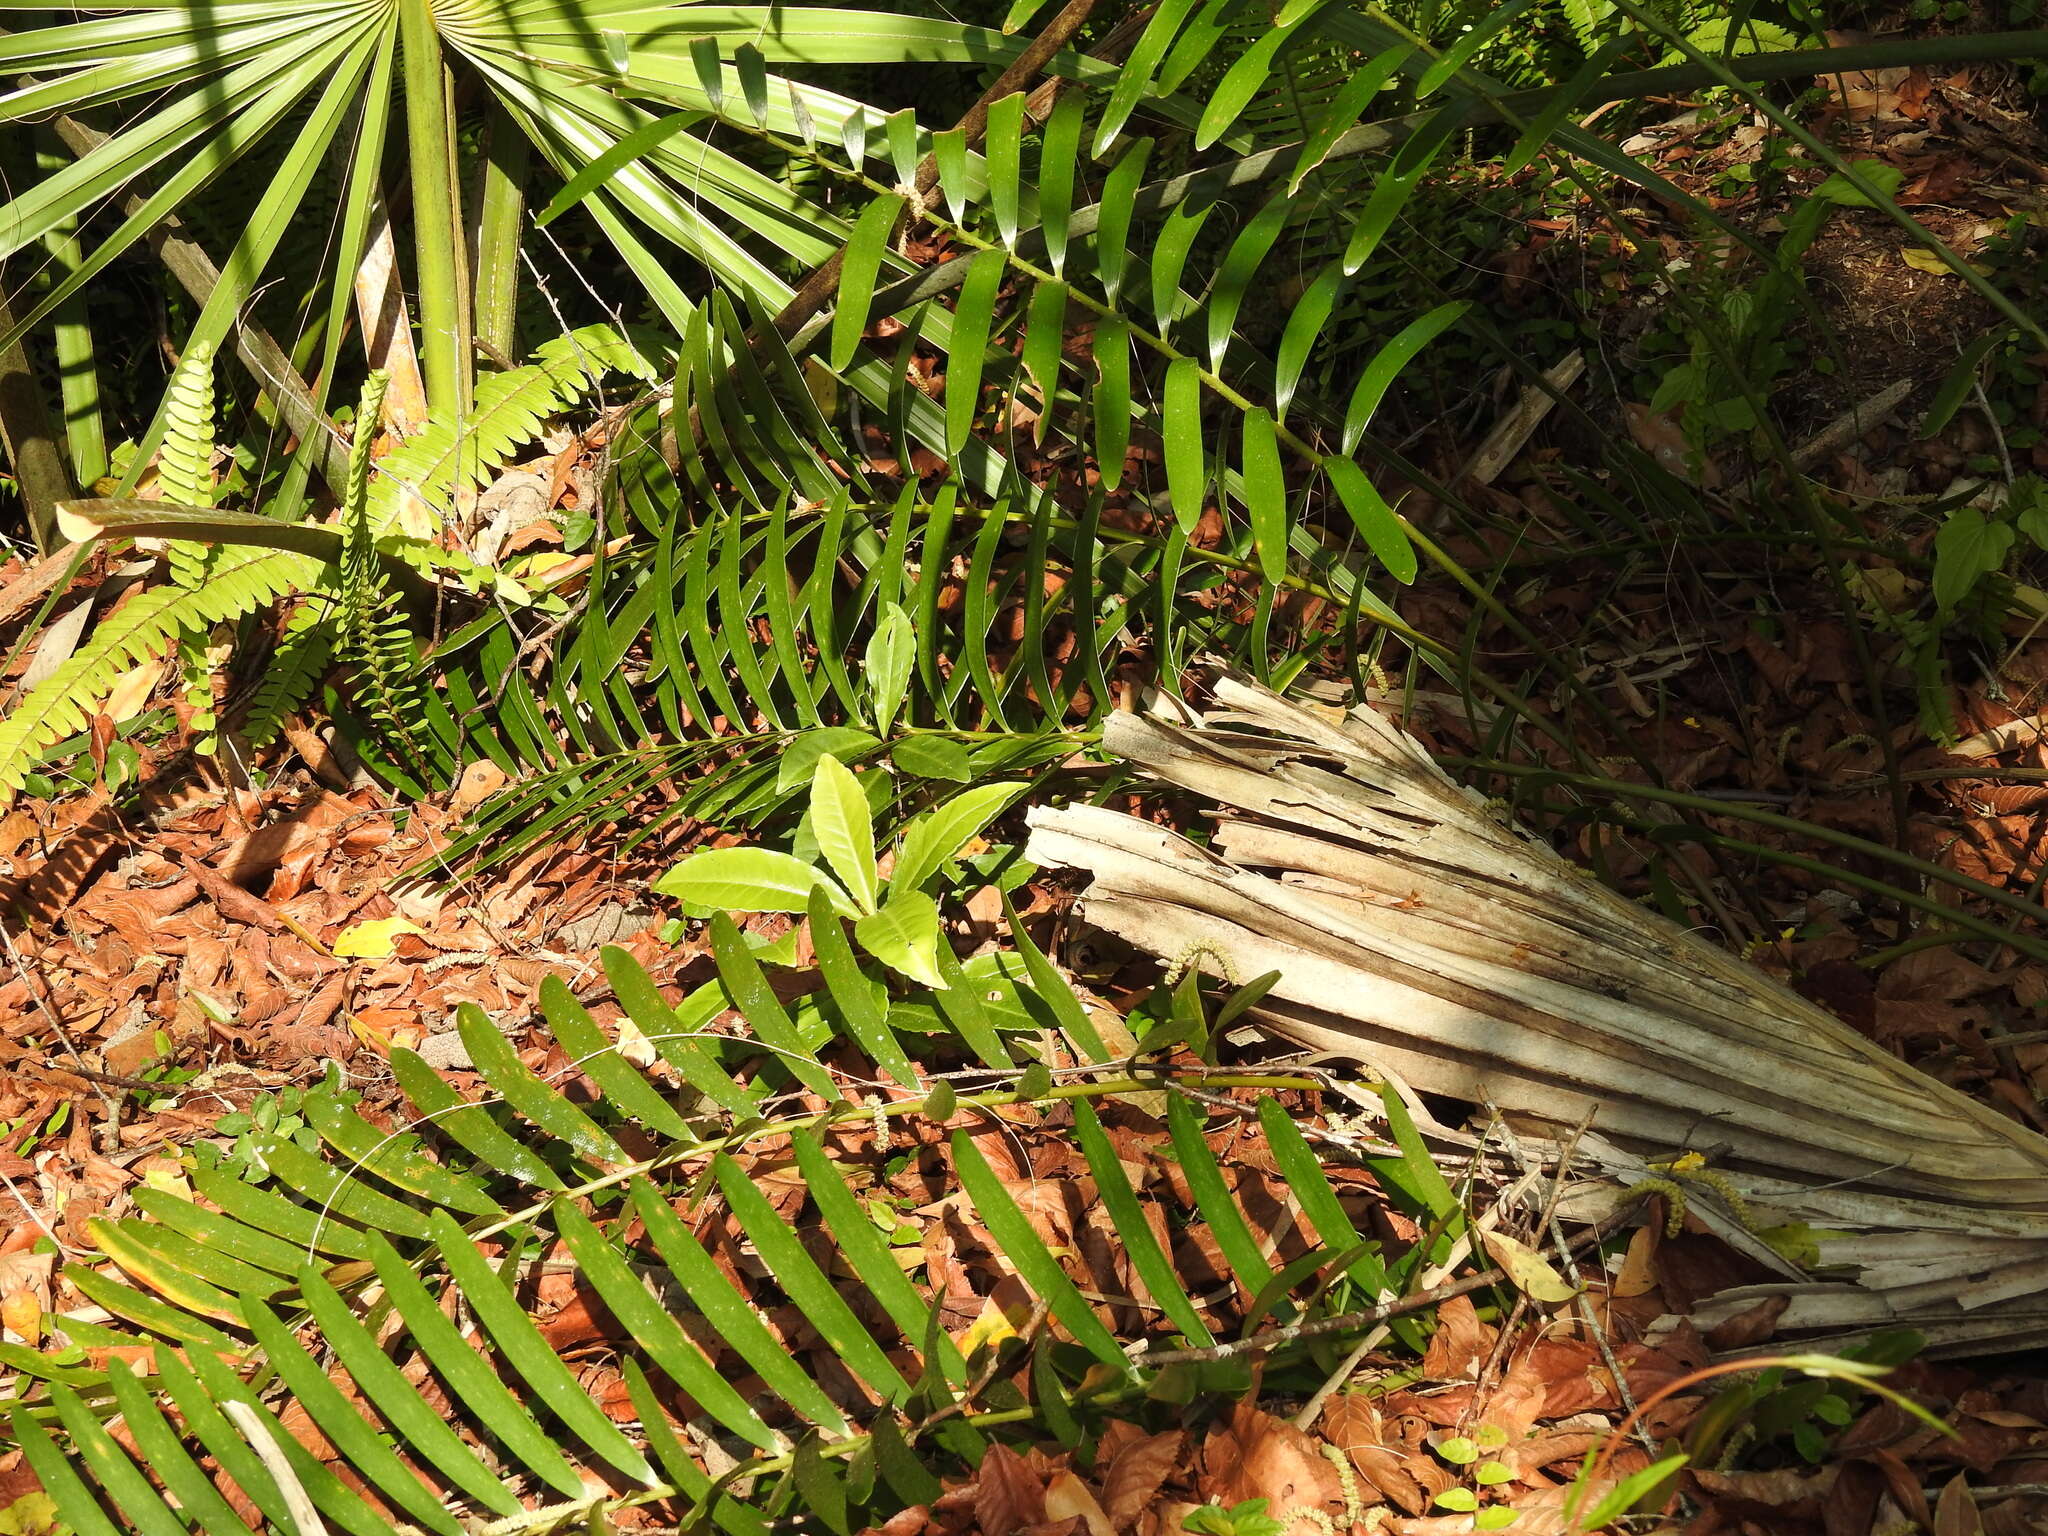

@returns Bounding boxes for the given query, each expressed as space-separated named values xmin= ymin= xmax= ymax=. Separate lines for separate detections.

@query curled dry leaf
xmin=1690 ymin=1463 xmax=1840 ymax=1508
xmin=876 ymin=1505 xmax=931 ymax=1536
xmin=1044 ymin=1473 xmax=1115 ymax=1536
xmin=1198 ymin=1403 xmax=1343 ymax=1536
xmin=1323 ymin=1393 xmax=1440 ymax=1517
xmin=1422 ymin=1294 xmax=1492 ymax=1382
xmin=1703 ymin=1291 xmax=1791 ymax=1351
xmin=450 ymin=758 xmax=511 ymax=816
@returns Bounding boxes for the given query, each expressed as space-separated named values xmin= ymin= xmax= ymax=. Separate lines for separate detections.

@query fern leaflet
xmin=239 ymin=600 xmax=337 ymax=750
xmin=0 ymin=547 xmax=319 ymax=796
xmin=337 ymin=372 xmax=433 ymax=773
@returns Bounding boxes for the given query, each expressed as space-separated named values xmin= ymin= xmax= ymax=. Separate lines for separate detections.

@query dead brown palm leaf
xmin=1025 ymin=676 xmax=2048 ymax=1355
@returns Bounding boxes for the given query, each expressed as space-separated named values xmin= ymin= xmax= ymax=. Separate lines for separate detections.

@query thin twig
xmin=1144 ymin=1193 xmax=1650 ymax=1367
xmin=914 ymin=1296 xmax=1053 ymax=1435
xmin=1464 ymin=1109 xmax=1589 ymax=1426
xmin=0 ymin=1166 xmax=80 ymax=1260
xmin=0 ymin=926 xmax=120 ymax=1128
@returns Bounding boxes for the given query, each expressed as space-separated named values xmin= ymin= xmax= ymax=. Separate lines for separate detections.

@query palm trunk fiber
xmin=1024 ymin=677 xmax=2048 ymax=1355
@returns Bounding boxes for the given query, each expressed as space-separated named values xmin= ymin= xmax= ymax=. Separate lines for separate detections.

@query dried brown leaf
xmin=1934 ymin=1474 xmax=1985 ymax=1536
xmin=1198 ymin=1404 xmax=1341 ymax=1536
xmin=1703 ymin=1292 xmax=1790 ymax=1352
xmin=1102 ymin=1431 xmax=1182 ymax=1531
xmin=976 ymin=1444 xmax=1048 ymax=1536
xmin=1044 ymin=1473 xmax=1114 ymax=1536
xmin=1422 ymin=1295 xmax=1490 ymax=1382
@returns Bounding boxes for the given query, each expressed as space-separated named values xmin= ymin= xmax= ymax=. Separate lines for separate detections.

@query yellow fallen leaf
xmin=1480 ymin=1227 xmax=1579 ymax=1303
xmin=101 ymin=656 xmax=166 ymax=723
xmin=515 ymin=551 xmax=576 ymax=581
xmin=332 ymin=916 xmax=422 ymax=959
xmin=1614 ymin=1222 xmax=1661 ymax=1297
xmin=1899 ymin=246 xmax=1984 ymax=277
xmin=141 ymin=1164 xmax=194 ymax=1202
xmin=348 ymin=1012 xmax=393 ymax=1055
xmin=955 ymin=1292 xmax=1030 ymax=1357
xmin=0 ymin=1289 xmax=41 ymax=1345
xmin=0 ymin=1491 xmax=62 ymax=1536
xmin=613 ymin=1010 xmax=658 ymax=1069
xmin=2012 ymin=583 xmax=2048 ymax=618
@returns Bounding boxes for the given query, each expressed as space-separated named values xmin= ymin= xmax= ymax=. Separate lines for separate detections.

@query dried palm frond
xmin=1025 ymin=676 xmax=2048 ymax=1354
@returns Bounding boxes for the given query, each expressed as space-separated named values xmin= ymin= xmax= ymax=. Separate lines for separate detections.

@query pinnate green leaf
xmin=946 ymin=249 xmax=1006 ymax=459
xmin=865 ymin=600 xmax=914 ymax=735
xmin=1241 ymin=407 xmax=1286 ymax=584
xmin=1325 ymin=457 xmax=1416 ymax=582
xmin=536 ymin=112 xmax=695 ymax=227
xmin=986 ymin=92 xmax=1025 ymax=247
xmin=1164 ymin=358 xmax=1206 ymax=535
xmin=1342 ymin=301 xmax=1470 ymax=456
xmin=890 ymin=735 xmax=973 ymax=782
xmin=1196 ymin=16 xmax=1311 ymax=149
xmin=831 ymin=196 xmax=902 ymax=373
xmin=778 ymin=727 xmax=881 ymax=793
xmin=734 ymin=43 xmax=769 ymax=124
xmin=1093 ymin=317 xmax=1132 ymax=492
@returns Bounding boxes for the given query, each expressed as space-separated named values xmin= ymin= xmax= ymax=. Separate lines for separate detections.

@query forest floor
xmin=4 ymin=21 xmax=2048 ymax=1536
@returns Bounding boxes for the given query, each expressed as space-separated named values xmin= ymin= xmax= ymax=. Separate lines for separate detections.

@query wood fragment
xmin=1460 ymin=349 xmax=1584 ymax=486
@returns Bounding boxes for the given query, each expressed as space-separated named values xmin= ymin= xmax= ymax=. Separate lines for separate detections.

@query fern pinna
xmin=336 ymin=370 xmax=434 ymax=779
xmin=15 ymin=912 xmax=1443 ymax=1534
xmin=159 ymin=343 xmax=229 ymax=755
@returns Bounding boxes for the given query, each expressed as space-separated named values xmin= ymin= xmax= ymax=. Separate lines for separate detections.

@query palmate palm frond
xmin=15 ymin=921 xmax=1440 ymax=1534
xmin=0 ymin=0 xmax=1084 ymax=500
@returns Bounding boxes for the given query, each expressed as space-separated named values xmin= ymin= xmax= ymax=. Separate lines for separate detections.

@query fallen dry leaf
xmin=1198 ymin=1404 xmax=1342 ymax=1536
xmin=1934 ymin=1473 xmax=1985 ymax=1536
xmin=1102 ymin=1430 xmax=1183 ymax=1531
xmin=1422 ymin=1295 xmax=1491 ymax=1382
xmin=976 ymin=1444 xmax=1048 ymax=1536
xmin=1044 ymin=1473 xmax=1114 ymax=1536
xmin=100 ymin=656 xmax=165 ymax=723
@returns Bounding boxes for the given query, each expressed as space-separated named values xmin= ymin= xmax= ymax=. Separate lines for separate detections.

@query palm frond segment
xmin=18 ymin=920 xmax=1408 ymax=1533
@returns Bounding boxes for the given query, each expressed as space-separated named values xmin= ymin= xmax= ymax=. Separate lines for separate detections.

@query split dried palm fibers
xmin=1024 ymin=677 xmax=2048 ymax=1354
